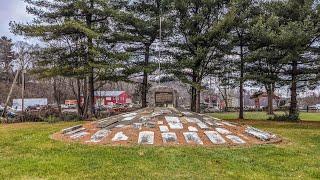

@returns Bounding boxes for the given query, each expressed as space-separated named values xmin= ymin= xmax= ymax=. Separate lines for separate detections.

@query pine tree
xmin=114 ymin=0 xmax=172 ymax=108
xmin=262 ymin=0 xmax=320 ymax=118
xmin=170 ymin=0 xmax=232 ymax=113
xmin=225 ymin=0 xmax=260 ymax=119
xmin=0 ymin=36 xmax=15 ymax=82
xmin=10 ymin=0 xmax=124 ymax=117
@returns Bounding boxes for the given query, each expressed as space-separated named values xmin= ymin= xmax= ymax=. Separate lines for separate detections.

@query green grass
xmin=210 ymin=111 xmax=320 ymax=121
xmin=0 ymin=121 xmax=320 ymax=179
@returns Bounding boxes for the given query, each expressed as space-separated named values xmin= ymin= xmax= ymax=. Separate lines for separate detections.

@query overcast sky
xmin=0 ymin=0 xmax=34 ymax=42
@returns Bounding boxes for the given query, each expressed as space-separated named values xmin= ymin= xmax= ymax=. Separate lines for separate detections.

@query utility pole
xmin=158 ymin=8 xmax=162 ymax=86
xmin=2 ymin=70 xmax=20 ymax=119
xmin=21 ymin=69 xmax=26 ymax=122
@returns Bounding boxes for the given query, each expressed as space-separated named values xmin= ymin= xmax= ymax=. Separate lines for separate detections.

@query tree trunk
xmin=141 ymin=45 xmax=150 ymax=108
xmin=266 ymin=84 xmax=274 ymax=115
xmin=239 ymin=42 xmax=244 ymax=120
xmin=190 ymin=72 xmax=197 ymax=112
xmin=53 ymin=78 xmax=62 ymax=119
xmin=196 ymin=89 xmax=201 ymax=113
xmin=289 ymin=60 xmax=298 ymax=116
xmin=21 ymin=69 xmax=25 ymax=122
xmin=224 ymin=87 xmax=228 ymax=112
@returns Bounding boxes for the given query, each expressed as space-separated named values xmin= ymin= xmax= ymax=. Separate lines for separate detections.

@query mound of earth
xmin=52 ymin=108 xmax=281 ymax=146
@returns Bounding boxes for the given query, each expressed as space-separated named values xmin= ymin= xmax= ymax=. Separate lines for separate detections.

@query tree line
xmin=8 ymin=0 xmax=320 ymax=120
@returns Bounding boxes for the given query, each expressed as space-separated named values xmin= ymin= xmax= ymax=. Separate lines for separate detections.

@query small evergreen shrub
xmin=268 ymin=113 xmax=300 ymax=121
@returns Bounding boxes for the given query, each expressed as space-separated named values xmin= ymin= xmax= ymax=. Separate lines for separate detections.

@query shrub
xmin=268 ymin=113 xmax=300 ymax=121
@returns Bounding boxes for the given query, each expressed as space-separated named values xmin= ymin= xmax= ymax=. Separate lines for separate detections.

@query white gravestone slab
xmin=70 ymin=131 xmax=89 ymax=139
xmin=222 ymin=121 xmax=237 ymax=127
xmin=161 ymin=132 xmax=178 ymax=143
xmin=159 ymin=125 xmax=169 ymax=132
xmin=89 ymin=129 xmax=111 ymax=142
xmin=226 ymin=135 xmax=246 ymax=144
xmin=215 ymin=128 xmax=232 ymax=135
xmin=205 ymin=121 xmax=214 ymax=126
xmin=185 ymin=117 xmax=201 ymax=123
xmin=122 ymin=116 xmax=135 ymax=121
xmin=165 ymin=116 xmax=180 ymax=123
xmin=133 ymin=123 xmax=142 ymax=129
xmin=157 ymin=121 xmax=164 ymax=125
xmin=212 ymin=122 xmax=224 ymax=127
xmin=112 ymin=132 xmax=128 ymax=141
xmin=197 ymin=122 xmax=209 ymax=129
xmin=138 ymin=131 xmax=154 ymax=144
xmin=115 ymin=124 xmax=125 ymax=128
xmin=204 ymin=131 xmax=226 ymax=144
xmin=122 ymin=112 xmax=137 ymax=117
xmin=181 ymin=111 xmax=193 ymax=116
xmin=245 ymin=127 xmax=274 ymax=141
xmin=65 ymin=127 xmax=86 ymax=135
xmin=183 ymin=132 xmax=203 ymax=145
xmin=168 ymin=122 xmax=184 ymax=129
xmin=188 ymin=126 xmax=198 ymax=132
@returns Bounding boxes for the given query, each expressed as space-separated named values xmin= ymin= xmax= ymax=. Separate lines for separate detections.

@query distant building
xmin=12 ymin=98 xmax=48 ymax=110
xmin=81 ymin=91 xmax=132 ymax=106
xmin=250 ymin=92 xmax=281 ymax=109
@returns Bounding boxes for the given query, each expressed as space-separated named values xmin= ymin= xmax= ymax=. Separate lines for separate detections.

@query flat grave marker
xmin=215 ymin=128 xmax=232 ymax=135
xmin=161 ymin=132 xmax=178 ymax=143
xmin=183 ymin=132 xmax=203 ymax=145
xmin=188 ymin=126 xmax=198 ymax=132
xmin=112 ymin=132 xmax=128 ymax=141
xmin=226 ymin=135 xmax=246 ymax=144
xmin=138 ymin=131 xmax=154 ymax=144
xmin=89 ymin=129 xmax=111 ymax=142
xmin=159 ymin=125 xmax=169 ymax=132
xmin=204 ymin=131 xmax=226 ymax=144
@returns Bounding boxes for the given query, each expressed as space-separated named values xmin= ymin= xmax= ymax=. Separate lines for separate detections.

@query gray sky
xmin=0 ymin=0 xmax=34 ymax=42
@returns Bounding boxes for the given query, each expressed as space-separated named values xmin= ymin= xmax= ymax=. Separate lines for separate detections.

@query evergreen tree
xmin=10 ymin=0 xmax=125 ymax=117
xmin=0 ymin=36 xmax=15 ymax=82
xmin=114 ymin=0 xmax=172 ymax=108
xmin=225 ymin=0 xmax=260 ymax=119
xmin=262 ymin=0 xmax=320 ymax=118
xmin=170 ymin=0 xmax=231 ymax=113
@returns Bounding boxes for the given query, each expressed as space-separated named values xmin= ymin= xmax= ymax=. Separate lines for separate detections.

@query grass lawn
xmin=210 ymin=111 xmax=320 ymax=121
xmin=0 ymin=121 xmax=320 ymax=179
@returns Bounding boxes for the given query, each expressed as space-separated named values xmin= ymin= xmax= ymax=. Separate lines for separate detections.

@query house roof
xmin=94 ymin=91 xmax=125 ymax=97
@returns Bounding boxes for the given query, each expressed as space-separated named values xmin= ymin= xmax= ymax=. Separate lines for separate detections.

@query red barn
xmin=81 ymin=91 xmax=132 ymax=106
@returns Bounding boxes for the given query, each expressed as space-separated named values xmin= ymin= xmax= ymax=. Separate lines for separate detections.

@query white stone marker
xmin=159 ymin=125 xmax=169 ymax=132
xmin=188 ymin=126 xmax=198 ymax=132
xmin=197 ymin=122 xmax=209 ymax=129
xmin=138 ymin=131 xmax=154 ymax=144
xmin=215 ymin=128 xmax=232 ymax=135
xmin=112 ymin=132 xmax=128 ymax=141
xmin=161 ymin=132 xmax=178 ymax=143
xmin=204 ymin=131 xmax=226 ymax=144
xmin=165 ymin=116 xmax=180 ymax=123
xmin=226 ymin=135 xmax=246 ymax=144
xmin=122 ymin=112 xmax=137 ymax=117
xmin=245 ymin=126 xmax=274 ymax=141
xmin=185 ymin=117 xmax=201 ymax=123
xmin=183 ymin=132 xmax=203 ymax=145
xmin=122 ymin=116 xmax=135 ymax=121
xmin=168 ymin=122 xmax=184 ymax=129
xmin=157 ymin=121 xmax=164 ymax=125
xmin=205 ymin=121 xmax=214 ymax=126
xmin=70 ymin=131 xmax=89 ymax=139
xmin=133 ymin=123 xmax=142 ymax=129
xmin=65 ymin=127 xmax=86 ymax=135
xmin=222 ymin=121 xmax=237 ymax=127
xmin=89 ymin=129 xmax=111 ymax=142
xmin=115 ymin=124 xmax=125 ymax=128
xmin=181 ymin=111 xmax=193 ymax=116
